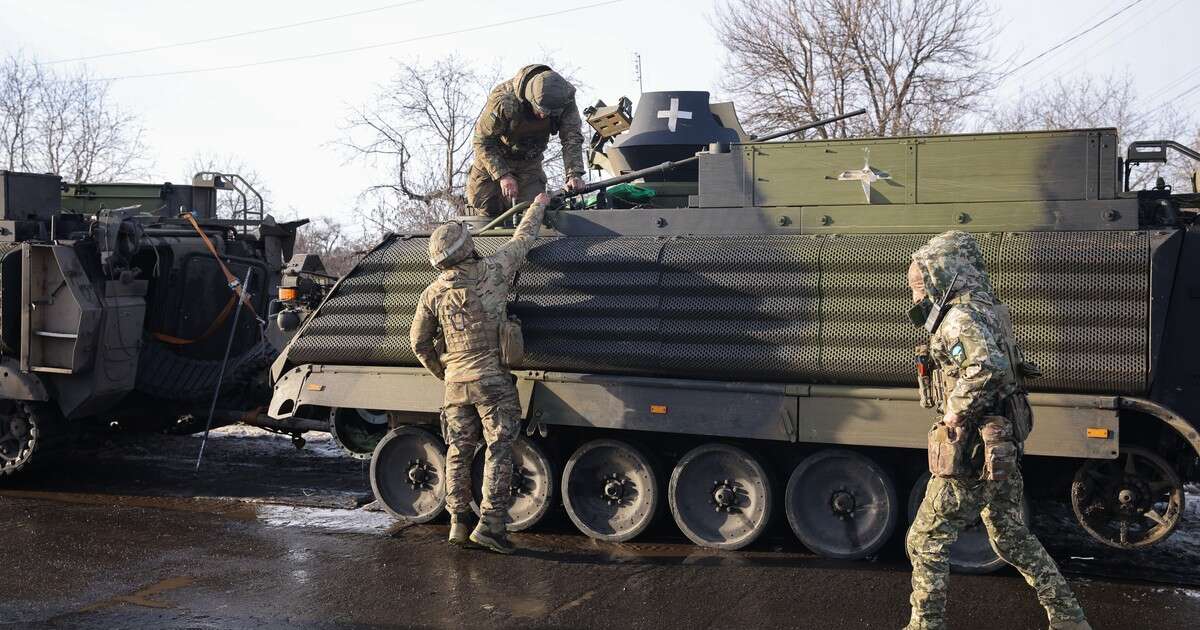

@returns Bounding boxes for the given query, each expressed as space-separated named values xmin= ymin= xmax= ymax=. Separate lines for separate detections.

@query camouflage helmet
xmin=428 ymin=221 xmax=476 ymax=269
xmin=525 ymin=69 xmax=573 ymax=118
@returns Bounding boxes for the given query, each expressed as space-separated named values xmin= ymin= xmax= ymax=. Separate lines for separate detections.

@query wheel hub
xmin=710 ymin=479 xmax=740 ymax=512
xmin=510 ymin=468 xmax=531 ymax=497
xmin=0 ymin=413 xmax=31 ymax=463
xmin=602 ymin=474 xmax=626 ymax=504
xmin=1106 ymin=476 xmax=1151 ymax=518
xmin=406 ymin=459 xmax=434 ymax=489
xmin=831 ymin=489 xmax=856 ymax=516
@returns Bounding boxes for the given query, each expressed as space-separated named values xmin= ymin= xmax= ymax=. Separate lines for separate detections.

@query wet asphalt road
xmin=2 ymin=428 xmax=1199 ymax=629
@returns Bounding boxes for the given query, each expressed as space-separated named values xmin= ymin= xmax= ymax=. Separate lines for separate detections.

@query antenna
xmin=632 ymin=52 xmax=643 ymax=95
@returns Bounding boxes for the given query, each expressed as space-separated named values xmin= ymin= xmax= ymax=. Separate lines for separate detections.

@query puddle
xmin=79 ymin=576 xmax=195 ymax=612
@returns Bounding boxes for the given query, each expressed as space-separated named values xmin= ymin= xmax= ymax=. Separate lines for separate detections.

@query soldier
xmin=409 ymin=192 xmax=551 ymax=554
xmin=468 ymin=64 xmax=585 ymax=217
xmin=904 ymin=231 xmax=1090 ymax=630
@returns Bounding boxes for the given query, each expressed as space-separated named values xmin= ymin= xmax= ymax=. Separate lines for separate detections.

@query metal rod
xmin=754 ymin=108 xmax=868 ymax=142
xmin=195 ymin=266 xmax=254 ymax=472
xmin=567 ymin=157 xmax=699 ymax=198
xmin=475 ymin=201 xmax=533 ymax=235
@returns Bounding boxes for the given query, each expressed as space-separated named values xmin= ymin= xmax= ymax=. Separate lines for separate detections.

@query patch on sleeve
xmin=949 ymin=342 xmax=966 ymax=364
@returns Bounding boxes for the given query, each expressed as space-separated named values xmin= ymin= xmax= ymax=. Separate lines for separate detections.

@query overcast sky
xmin=1 ymin=0 xmax=1196 ymax=230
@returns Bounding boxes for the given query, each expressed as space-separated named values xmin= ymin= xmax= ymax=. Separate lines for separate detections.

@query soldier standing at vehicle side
xmin=409 ymin=192 xmax=550 ymax=554
xmin=904 ymin=231 xmax=1090 ymax=630
xmin=467 ymin=64 xmax=585 ymax=216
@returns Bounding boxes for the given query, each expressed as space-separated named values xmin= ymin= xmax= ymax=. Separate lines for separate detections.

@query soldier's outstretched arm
xmin=558 ymin=97 xmax=586 ymax=179
xmin=409 ymin=288 xmax=445 ymax=380
xmin=473 ymin=94 xmax=515 ymax=181
xmin=939 ymin=309 xmax=1009 ymax=425
xmin=494 ymin=194 xmax=549 ymax=282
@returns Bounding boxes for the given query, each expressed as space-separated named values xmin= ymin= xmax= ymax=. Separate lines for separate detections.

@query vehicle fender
xmin=1119 ymin=396 xmax=1200 ymax=458
xmin=0 ymin=357 xmax=48 ymax=401
xmin=269 ymin=364 xmax=311 ymax=419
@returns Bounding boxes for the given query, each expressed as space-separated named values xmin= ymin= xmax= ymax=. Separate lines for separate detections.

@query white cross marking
xmin=837 ymin=148 xmax=892 ymax=204
xmin=656 ymin=98 xmax=693 ymax=132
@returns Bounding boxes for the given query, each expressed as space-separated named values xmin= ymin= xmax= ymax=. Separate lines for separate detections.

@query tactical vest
xmin=501 ymin=114 xmax=554 ymax=161
xmin=435 ymin=278 xmax=499 ymax=355
xmin=433 ymin=271 xmax=525 ymax=368
xmin=918 ymin=302 xmax=1037 ymax=480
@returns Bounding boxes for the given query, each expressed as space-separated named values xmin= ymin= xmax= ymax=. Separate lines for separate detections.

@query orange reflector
xmin=1086 ymin=427 xmax=1110 ymax=439
xmin=278 ymin=287 xmax=298 ymax=301
xmin=650 ymin=404 xmax=668 ymax=414
xmin=306 ymin=383 xmax=325 ymax=392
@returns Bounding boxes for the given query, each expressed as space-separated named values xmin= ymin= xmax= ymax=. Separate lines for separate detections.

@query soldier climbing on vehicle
xmin=467 ymin=64 xmax=585 ymax=217
xmin=409 ymin=192 xmax=551 ymax=554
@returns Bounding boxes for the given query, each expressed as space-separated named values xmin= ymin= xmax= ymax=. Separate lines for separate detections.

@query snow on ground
xmin=1035 ymin=490 xmax=1200 ymax=585
xmin=203 ymin=424 xmax=347 ymax=459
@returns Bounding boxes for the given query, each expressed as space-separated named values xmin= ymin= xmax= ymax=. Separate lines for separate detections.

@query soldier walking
xmin=409 ymin=192 xmax=551 ymax=554
xmin=904 ymin=231 xmax=1090 ymax=630
xmin=468 ymin=64 xmax=585 ymax=216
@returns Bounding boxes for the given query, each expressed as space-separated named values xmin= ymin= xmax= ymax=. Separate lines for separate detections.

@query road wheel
xmin=470 ymin=436 xmax=555 ymax=531
xmin=0 ymin=400 xmax=55 ymax=479
xmin=1071 ymin=447 xmax=1184 ymax=549
xmin=562 ymin=439 xmax=658 ymax=542
xmin=784 ymin=449 xmax=899 ymax=559
xmin=370 ymin=426 xmax=446 ymax=523
xmin=668 ymin=443 xmax=772 ymax=550
xmin=330 ymin=407 xmax=389 ymax=460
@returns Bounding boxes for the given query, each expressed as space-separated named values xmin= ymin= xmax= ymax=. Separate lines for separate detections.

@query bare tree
xmin=340 ymin=55 xmax=497 ymax=232
xmin=292 ymin=215 xmax=369 ymax=277
xmin=0 ymin=53 xmax=148 ymax=181
xmin=713 ymin=0 xmax=997 ymax=138
xmin=990 ymin=72 xmax=1198 ymax=189
xmin=0 ymin=54 xmax=39 ymax=172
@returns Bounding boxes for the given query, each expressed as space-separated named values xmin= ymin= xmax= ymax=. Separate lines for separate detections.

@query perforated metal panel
xmin=287 ymin=230 xmax=1151 ymax=397
xmin=513 ymin=237 xmax=664 ymax=374
xmin=288 ymin=236 xmax=506 ymax=366
xmin=287 ymin=235 xmax=432 ymax=365
xmin=819 ymin=233 xmax=1001 ymax=384
xmin=993 ymin=231 xmax=1148 ymax=394
xmin=659 ymin=235 xmax=821 ymax=379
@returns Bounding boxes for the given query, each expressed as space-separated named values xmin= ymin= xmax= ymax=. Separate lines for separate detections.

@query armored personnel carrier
xmin=0 ymin=170 xmax=318 ymax=478
xmin=269 ymin=91 xmax=1200 ymax=569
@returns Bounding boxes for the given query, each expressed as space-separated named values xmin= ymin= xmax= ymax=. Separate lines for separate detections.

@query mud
xmin=2 ymin=427 xmax=1199 ymax=629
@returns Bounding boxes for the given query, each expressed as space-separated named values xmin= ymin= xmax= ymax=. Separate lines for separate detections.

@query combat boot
xmin=448 ymin=512 xmax=473 ymax=546
xmin=469 ymin=520 xmax=515 ymax=554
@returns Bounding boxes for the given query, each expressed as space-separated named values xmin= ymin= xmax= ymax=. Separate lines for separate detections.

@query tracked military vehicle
xmin=0 ymin=170 xmax=318 ymax=478
xmin=269 ymin=91 xmax=1200 ymax=569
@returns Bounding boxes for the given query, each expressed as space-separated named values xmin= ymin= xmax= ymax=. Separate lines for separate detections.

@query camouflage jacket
xmin=912 ymin=231 xmax=1015 ymax=423
xmin=472 ymin=65 xmax=585 ymax=181
xmin=928 ymin=296 xmax=1014 ymax=421
xmin=410 ymin=201 xmax=547 ymax=383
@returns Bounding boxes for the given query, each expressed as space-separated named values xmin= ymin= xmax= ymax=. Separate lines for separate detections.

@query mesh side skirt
xmin=286 ymin=231 xmax=1150 ymax=395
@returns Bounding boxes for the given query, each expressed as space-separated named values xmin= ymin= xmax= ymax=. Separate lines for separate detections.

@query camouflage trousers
xmin=442 ymin=375 xmax=521 ymax=528
xmin=465 ymin=160 xmax=547 ymax=217
xmin=905 ymin=470 xmax=1087 ymax=630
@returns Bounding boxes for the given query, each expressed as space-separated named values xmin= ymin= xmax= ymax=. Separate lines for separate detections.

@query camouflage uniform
xmin=410 ymin=200 xmax=547 ymax=531
xmin=905 ymin=231 xmax=1089 ymax=630
xmin=467 ymin=64 xmax=585 ymax=217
